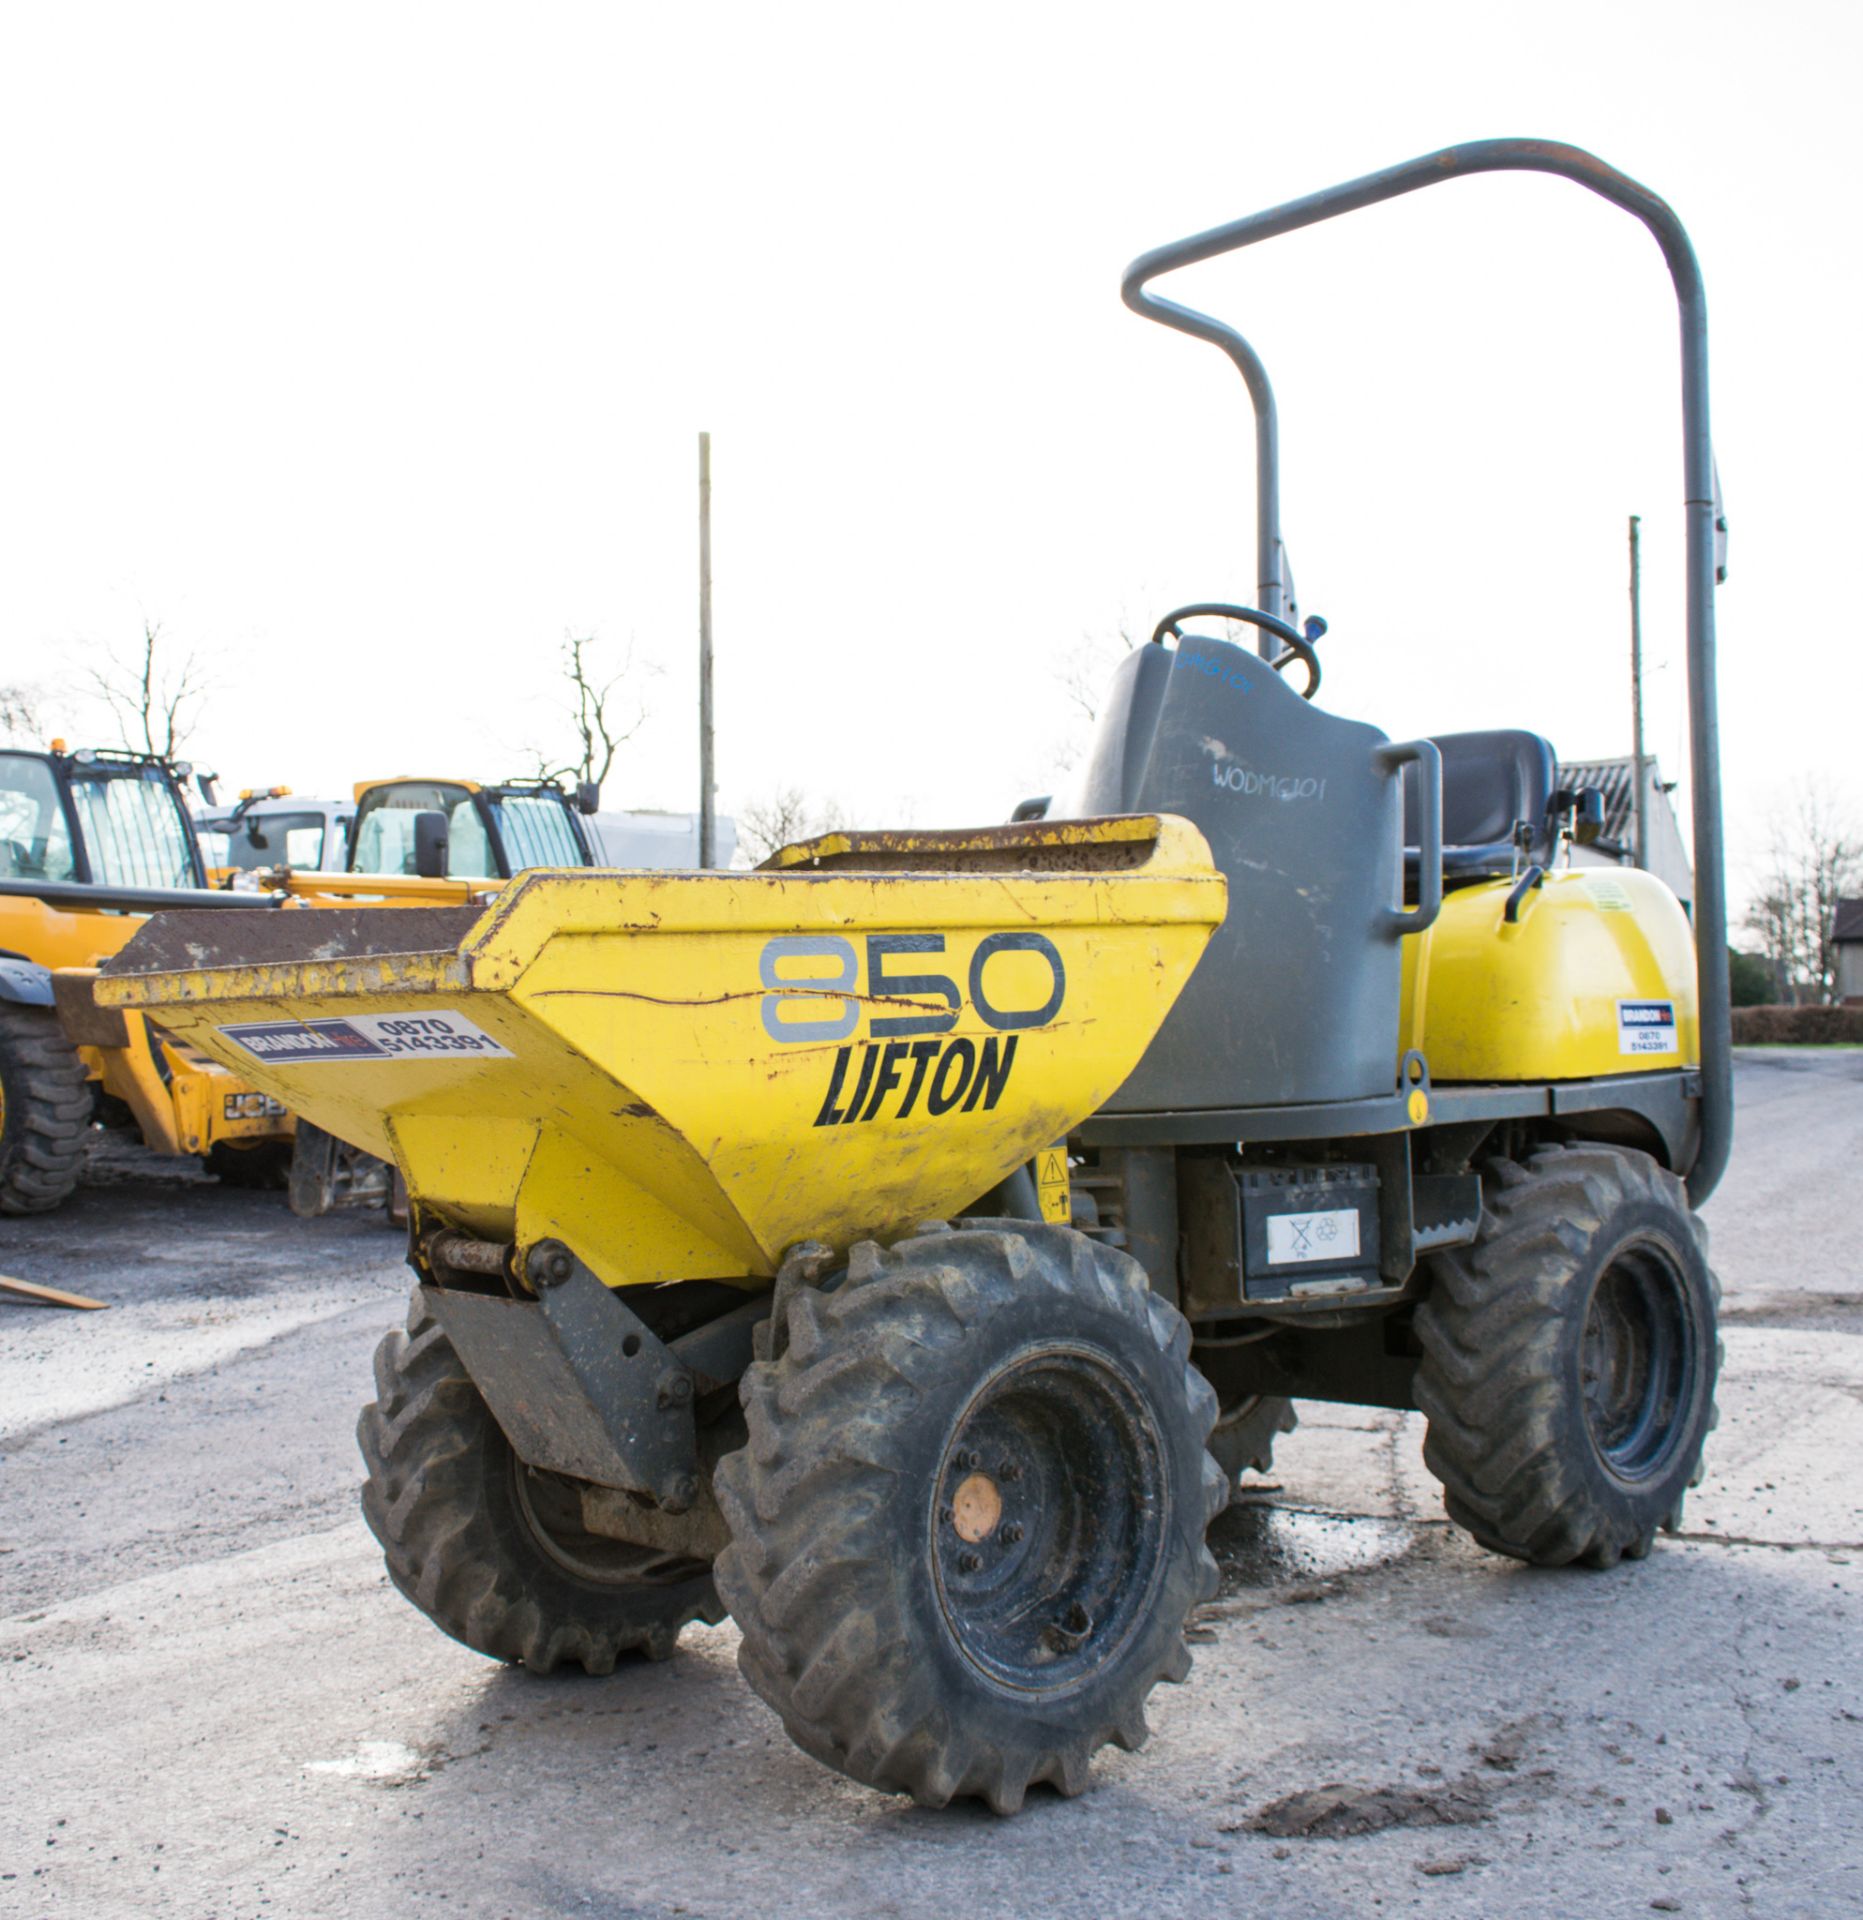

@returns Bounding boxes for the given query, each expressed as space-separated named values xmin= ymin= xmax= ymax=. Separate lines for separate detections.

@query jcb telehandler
xmin=236 ymin=773 xmax=604 ymax=902
xmin=0 ymin=741 xmax=297 ymax=1210
xmin=100 ymin=139 xmax=1730 ymax=1813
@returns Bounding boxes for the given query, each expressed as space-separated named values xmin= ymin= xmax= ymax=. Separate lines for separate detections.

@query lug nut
xmin=999 ymin=1461 xmax=1022 ymax=1482
xmin=1001 ymin=1523 xmax=1024 ymax=1544
xmin=939 ymin=1506 xmax=955 ymax=1528
xmin=958 ymin=1551 xmax=983 ymax=1573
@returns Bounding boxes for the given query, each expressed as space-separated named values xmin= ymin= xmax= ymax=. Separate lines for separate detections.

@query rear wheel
xmin=1414 ymin=1143 xmax=1719 ymax=1568
xmin=714 ymin=1224 xmax=1226 ymax=1812
xmin=357 ymin=1294 xmax=722 ymax=1671
xmin=0 ymin=1004 xmax=91 ymax=1214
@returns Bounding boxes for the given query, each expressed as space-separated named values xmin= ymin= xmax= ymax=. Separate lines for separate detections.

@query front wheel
xmin=0 ymin=1003 xmax=91 ymax=1215
xmin=714 ymin=1224 xmax=1227 ymax=1813
xmin=357 ymin=1294 xmax=723 ymax=1671
xmin=1414 ymin=1143 xmax=1719 ymax=1568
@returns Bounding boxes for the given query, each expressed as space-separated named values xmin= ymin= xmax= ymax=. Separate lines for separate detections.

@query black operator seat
xmin=1403 ymin=728 xmax=1558 ymax=883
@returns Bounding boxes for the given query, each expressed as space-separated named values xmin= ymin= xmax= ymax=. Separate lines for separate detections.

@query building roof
xmin=1835 ymin=898 xmax=1863 ymax=944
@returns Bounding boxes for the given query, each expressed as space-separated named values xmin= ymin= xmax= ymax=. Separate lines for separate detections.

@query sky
xmin=1 ymin=1 xmax=1856 ymax=905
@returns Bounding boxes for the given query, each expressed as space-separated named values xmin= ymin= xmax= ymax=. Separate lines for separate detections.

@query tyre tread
xmin=357 ymin=1293 xmax=722 ymax=1671
xmin=715 ymin=1225 xmax=1217 ymax=1812
xmin=1414 ymin=1142 xmax=1720 ymax=1567
xmin=0 ymin=1004 xmax=91 ymax=1214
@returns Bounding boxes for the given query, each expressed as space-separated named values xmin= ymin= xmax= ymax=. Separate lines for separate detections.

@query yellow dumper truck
xmin=98 ymin=138 xmax=1731 ymax=1813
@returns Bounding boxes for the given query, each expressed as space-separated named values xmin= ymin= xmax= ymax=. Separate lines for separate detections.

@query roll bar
xmin=1121 ymin=138 xmax=1730 ymax=1204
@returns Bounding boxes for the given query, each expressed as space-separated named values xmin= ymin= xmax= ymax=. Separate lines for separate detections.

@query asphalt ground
xmin=1 ymin=1048 xmax=1859 ymax=1919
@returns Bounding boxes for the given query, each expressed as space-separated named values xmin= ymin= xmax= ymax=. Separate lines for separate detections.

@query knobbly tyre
xmin=98 ymin=138 xmax=1731 ymax=1812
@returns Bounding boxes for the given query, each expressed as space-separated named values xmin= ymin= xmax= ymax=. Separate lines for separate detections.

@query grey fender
xmin=0 ymin=957 xmax=55 ymax=1007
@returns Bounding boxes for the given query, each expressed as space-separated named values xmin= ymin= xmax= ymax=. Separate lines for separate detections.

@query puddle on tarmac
xmin=1209 ymin=1501 xmax=1416 ymax=1594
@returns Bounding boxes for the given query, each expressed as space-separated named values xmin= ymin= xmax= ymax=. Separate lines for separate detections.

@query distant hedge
xmin=1731 ymin=1003 xmax=1863 ymax=1044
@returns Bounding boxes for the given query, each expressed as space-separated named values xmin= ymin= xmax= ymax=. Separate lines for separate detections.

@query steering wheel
xmin=1150 ymin=602 xmax=1327 ymax=700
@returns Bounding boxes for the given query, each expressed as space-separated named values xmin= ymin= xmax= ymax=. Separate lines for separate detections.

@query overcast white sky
xmin=2 ymin=2 xmax=1856 ymax=901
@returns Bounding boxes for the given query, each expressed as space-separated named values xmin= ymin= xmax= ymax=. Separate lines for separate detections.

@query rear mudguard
xmin=0 ymin=957 xmax=55 ymax=1006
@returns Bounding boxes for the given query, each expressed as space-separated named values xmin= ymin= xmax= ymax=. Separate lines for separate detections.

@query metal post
xmin=698 ymin=431 xmax=714 ymax=870
xmin=1629 ymin=514 xmax=1648 ymax=873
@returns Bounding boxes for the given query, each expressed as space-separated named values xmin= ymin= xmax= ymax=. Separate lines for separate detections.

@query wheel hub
xmin=1580 ymin=1241 xmax=1695 ymax=1482
xmin=951 ymin=1471 xmax=1003 ymax=1543
xmin=931 ymin=1345 xmax=1166 ymax=1694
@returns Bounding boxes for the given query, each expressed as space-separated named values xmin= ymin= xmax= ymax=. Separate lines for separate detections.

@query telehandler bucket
xmin=97 ymin=814 xmax=1225 ymax=1285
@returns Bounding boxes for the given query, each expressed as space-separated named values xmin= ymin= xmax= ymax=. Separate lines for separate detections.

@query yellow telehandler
xmin=0 ymin=743 xmax=296 ymax=1210
xmin=237 ymin=773 xmax=603 ymax=904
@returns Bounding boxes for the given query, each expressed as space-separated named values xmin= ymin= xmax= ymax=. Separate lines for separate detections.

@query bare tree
xmin=0 ymin=683 xmax=43 ymax=746
xmin=528 ymin=633 xmax=651 ymax=794
xmin=1744 ymin=879 xmax=1798 ymax=1004
xmin=85 ymin=621 xmax=209 ymax=759
xmin=735 ymin=787 xmax=847 ymax=866
xmin=1743 ymin=781 xmax=1863 ymax=1004
xmin=1045 ymin=611 xmax=1267 ymax=781
xmin=1046 ymin=620 xmax=1140 ymax=775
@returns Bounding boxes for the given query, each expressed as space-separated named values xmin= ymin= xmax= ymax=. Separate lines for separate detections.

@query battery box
xmin=1182 ymin=1160 xmax=1383 ymax=1307
xmin=1238 ymin=1163 xmax=1381 ymax=1297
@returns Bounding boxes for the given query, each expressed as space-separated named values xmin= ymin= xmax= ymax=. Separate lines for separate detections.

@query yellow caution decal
xmin=1036 ymin=1143 xmax=1071 ymax=1224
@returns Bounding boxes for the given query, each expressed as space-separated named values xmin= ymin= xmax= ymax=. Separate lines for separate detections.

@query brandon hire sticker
xmin=218 ymin=1011 xmax=513 ymax=1064
xmin=1616 ymin=1000 xmax=1678 ymax=1056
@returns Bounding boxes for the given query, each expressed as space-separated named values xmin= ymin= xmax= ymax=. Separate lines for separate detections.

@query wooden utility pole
xmin=1628 ymin=513 xmax=1648 ymax=873
xmin=698 ymin=431 xmax=715 ymax=869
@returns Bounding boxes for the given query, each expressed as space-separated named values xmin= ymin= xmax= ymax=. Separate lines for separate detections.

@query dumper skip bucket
xmin=98 ymin=815 xmax=1225 ymax=1288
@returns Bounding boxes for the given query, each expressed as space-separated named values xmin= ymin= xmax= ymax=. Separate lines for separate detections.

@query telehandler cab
xmin=197 ymin=788 xmax=355 ymax=878
xmin=344 ymin=774 xmax=601 ymax=883
xmin=191 ymin=776 xmax=598 ymax=909
xmin=100 ymin=138 xmax=1730 ymax=1813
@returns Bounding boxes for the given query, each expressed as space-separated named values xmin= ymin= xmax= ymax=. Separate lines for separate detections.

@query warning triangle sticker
xmin=1038 ymin=1151 xmax=1066 ymax=1185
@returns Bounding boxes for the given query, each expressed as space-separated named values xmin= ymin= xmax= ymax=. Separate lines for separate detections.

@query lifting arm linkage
xmin=1121 ymin=137 xmax=1731 ymax=1205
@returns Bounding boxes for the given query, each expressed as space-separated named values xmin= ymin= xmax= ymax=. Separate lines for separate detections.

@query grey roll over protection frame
xmin=1120 ymin=137 xmax=1731 ymax=1206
